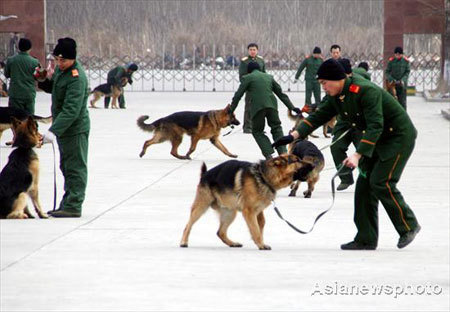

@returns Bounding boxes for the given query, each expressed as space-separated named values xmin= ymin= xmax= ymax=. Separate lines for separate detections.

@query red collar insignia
xmin=349 ymin=84 xmax=360 ymax=94
xmin=71 ymin=69 xmax=79 ymax=77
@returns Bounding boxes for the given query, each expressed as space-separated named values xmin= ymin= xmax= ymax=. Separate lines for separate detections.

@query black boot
xmin=340 ymin=241 xmax=377 ymax=250
xmin=397 ymin=225 xmax=421 ymax=249
xmin=337 ymin=182 xmax=353 ymax=191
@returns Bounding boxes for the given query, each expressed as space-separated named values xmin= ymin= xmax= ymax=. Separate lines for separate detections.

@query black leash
xmin=272 ymin=166 xmax=351 ymax=234
xmin=222 ymin=125 xmax=235 ymax=136
xmin=51 ymin=142 xmax=57 ymax=211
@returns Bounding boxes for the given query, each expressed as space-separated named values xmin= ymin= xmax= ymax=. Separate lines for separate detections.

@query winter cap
xmin=127 ymin=63 xmax=138 ymax=71
xmin=53 ymin=37 xmax=77 ymax=59
xmin=358 ymin=62 xmax=369 ymax=71
xmin=313 ymin=47 xmax=321 ymax=54
xmin=18 ymin=38 xmax=32 ymax=52
xmin=394 ymin=46 xmax=403 ymax=54
xmin=316 ymin=59 xmax=346 ymax=81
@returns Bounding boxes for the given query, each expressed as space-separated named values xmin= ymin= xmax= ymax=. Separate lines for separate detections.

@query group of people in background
xmin=1 ymin=36 xmax=420 ymax=250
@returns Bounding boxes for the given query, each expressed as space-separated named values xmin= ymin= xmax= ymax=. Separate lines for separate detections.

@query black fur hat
xmin=316 ymin=59 xmax=346 ymax=80
xmin=53 ymin=37 xmax=77 ymax=59
xmin=394 ymin=46 xmax=403 ymax=54
xmin=18 ymin=38 xmax=32 ymax=52
xmin=313 ymin=46 xmax=321 ymax=54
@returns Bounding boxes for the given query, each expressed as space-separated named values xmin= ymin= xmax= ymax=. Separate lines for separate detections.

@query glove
xmin=128 ymin=77 xmax=133 ymax=85
xmin=272 ymin=134 xmax=294 ymax=148
xmin=33 ymin=66 xmax=47 ymax=82
xmin=42 ymin=130 xmax=56 ymax=144
xmin=293 ymin=79 xmax=298 ymax=84
xmin=292 ymin=108 xmax=302 ymax=115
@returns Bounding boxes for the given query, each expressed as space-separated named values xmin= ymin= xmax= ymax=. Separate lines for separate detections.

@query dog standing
xmin=137 ymin=105 xmax=240 ymax=160
xmin=0 ymin=107 xmax=52 ymax=144
xmin=288 ymin=140 xmax=324 ymax=198
xmin=89 ymin=77 xmax=128 ymax=109
xmin=0 ymin=116 xmax=47 ymax=219
xmin=180 ymin=154 xmax=304 ymax=250
xmin=287 ymin=109 xmax=335 ymax=138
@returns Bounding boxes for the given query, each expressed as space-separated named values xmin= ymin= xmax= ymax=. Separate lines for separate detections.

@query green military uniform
xmin=231 ymin=70 xmax=295 ymax=158
xmin=295 ymin=75 xmax=419 ymax=246
xmin=295 ymin=56 xmax=323 ymax=106
xmin=39 ymin=61 xmax=90 ymax=215
xmin=386 ymin=56 xmax=410 ymax=109
xmin=352 ymin=67 xmax=371 ymax=81
xmin=4 ymin=51 xmax=39 ymax=114
xmin=105 ymin=66 xmax=129 ymax=108
xmin=238 ymin=55 xmax=266 ymax=132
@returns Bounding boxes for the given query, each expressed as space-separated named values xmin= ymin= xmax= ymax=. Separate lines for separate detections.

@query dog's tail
xmin=200 ymin=162 xmax=207 ymax=177
xmin=33 ymin=115 xmax=52 ymax=124
xmin=137 ymin=115 xmax=156 ymax=132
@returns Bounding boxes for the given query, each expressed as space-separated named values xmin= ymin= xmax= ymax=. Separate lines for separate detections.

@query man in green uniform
xmin=386 ymin=46 xmax=410 ymax=109
xmin=353 ymin=62 xmax=371 ymax=81
xmin=294 ymin=46 xmax=323 ymax=112
xmin=273 ymin=59 xmax=421 ymax=250
xmin=38 ymin=38 xmax=90 ymax=218
xmin=5 ymin=38 xmax=40 ymax=114
xmin=238 ymin=43 xmax=266 ymax=133
xmin=231 ymin=62 xmax=301 ymax=159
xmin=104 ymin=62 xmax=138 ymax=109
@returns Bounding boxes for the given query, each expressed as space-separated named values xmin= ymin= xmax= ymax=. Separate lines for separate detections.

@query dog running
xmin=137 ymin=105 xmax=240 ymax=160
xmin=0 ymin=107 xmax=52 ymax=144
xmin=288 ymin=139 xmax=324 ymax=198
xmin=179 ymin=154 xmax=306 ymax=250
xmin=89 ymin=77 xmax=128 ymax=109
xmin=0 ymin=116 xmax=47 ymax=219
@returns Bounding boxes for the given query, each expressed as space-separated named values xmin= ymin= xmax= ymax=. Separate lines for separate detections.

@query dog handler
xmin=273 ymin=59 xmax=421 ymax=250
xmin=37 ymin=37 xmax=90 ymax=218
xmin=230 ymin=61 xmax=302 ymax=159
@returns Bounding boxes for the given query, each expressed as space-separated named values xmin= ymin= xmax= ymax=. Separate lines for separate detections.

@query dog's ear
xmin=10 ymin=117 xmax=22 ymax=128
xmin=224 ymin=104 xmax=231 ymax=112
xmin=26 ymin=116 xmax=37 ymax=132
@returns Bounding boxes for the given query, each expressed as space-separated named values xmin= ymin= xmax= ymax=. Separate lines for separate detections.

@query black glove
xmin=128 ymin=77 xmax=133 ymax=85
xmin=293 ymin=163 xmax=315 ymax=181
xmin=272 ymin=134 xmax=294 ymax=148
xmin=292 ymin=107 xmax=302 ymax=115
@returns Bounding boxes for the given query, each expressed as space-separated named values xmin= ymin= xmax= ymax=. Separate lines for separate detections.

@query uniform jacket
xmin=296 ymin=76 xmax=417 ymax=161
xmin=231 ymin=70 xmax=295 ymax=118
xmin=353 ymin=67 xmax=371 ymax=81
xmin=385 ymin=56 xmax=410 ymax=84
xmin=238 ymin=55 xmax=265 ymax=82
xmin=4 ymin=51 xmax=39 ymax=99
xmin=295 ymin=56 xmax=323 ymax=82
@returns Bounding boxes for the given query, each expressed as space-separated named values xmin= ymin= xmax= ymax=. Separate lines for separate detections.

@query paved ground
xmin=0 ymin=92 xmax=449 ymax=311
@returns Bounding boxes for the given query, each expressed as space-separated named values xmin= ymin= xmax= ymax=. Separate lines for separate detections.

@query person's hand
xmin=33 ymin=67 xmax=47 ymax=82
xmin=272 ymin=134 xmax=294 ymax=148
xmin=292 ymin=107 xmax=302 ymax=115
xmin=343 ymin=152 xmax=361 ymax=169
xmin=293 ymin=79 xmax=298 ymax=84
xmin=41 ymin=130 xmax=56 ymax=144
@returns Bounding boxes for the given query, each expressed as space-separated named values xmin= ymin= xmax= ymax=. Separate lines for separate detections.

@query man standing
xmin=5 ymin=38 xmax=40 ymax=114
xmin=238 ymin=43 xmax=266 ymax=133
xmin=273 ymin=59 xmax=421 ymax=250
xmin=38 ymin=37 xmax=90 ymax=218
xmin=231 ymin=62 xmax=301 ymax=159
xmin=386 ymin=46 xmax=410 ymax=109
xmin=104 ymin=62 xmax=138 ymax=109
xmin=294 ymin=47 xmax=323 ymax=112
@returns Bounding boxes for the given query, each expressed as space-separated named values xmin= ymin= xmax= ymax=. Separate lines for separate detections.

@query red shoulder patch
xmin=389 ymin=56 xmax=394 ymax=61
xmin=349 ymin=84 xmax=360 ymax=94
xmin=71 ymin=69 xmax=79 ymax=77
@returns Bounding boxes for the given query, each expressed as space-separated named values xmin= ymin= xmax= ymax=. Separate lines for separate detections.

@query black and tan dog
xmin=0 ymin=107 xmax=52 ymax=144
xmin=385 ymin=79 xmax=398 ymax=100
xmin=137 ymin=105 xmax=240 ymax=160
xmin=287 ymin=109 xmax=335 ymax=138
xmin=179 ymin=154 xmax=305 ymax=250
xmin=0 ymin=116 xmax=47 ymax=219
xmin=288 ymin=140 xmax=324 ymax=198
xmin=89 ymin=77 xmax=128 ymax=109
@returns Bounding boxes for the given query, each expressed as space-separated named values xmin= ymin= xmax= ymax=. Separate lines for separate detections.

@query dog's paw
xmin=180 ymin=243 xmax=188 ymax=248
xmin=39 ymin=213 xmax=49 ymax=219
xmin=303 ymin=191 xmax=312 ymax=198
xmin=139 ymin=152 xmax=145 ymax=158
xmin=230 ymin=242 xmax=243 ymax=248
xmin=229 ymin=154 xmax=238 ymax=158
xmin=288 ymin=191 xmax=297 ymax=197
xmin=259 ymin=244 xmax=272 ymax=250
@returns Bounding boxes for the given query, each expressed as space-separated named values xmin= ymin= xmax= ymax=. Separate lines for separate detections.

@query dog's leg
xmin=180 ymin=187 xmax=213 ymax=247
xmin=111 ymin=96 xmax=117 ymax=109
xmin=139 ymin=133 xmax=163 ymax=158
xmin=304 ymin=174 xmax=319 ymax=198
xmin=170 ymin=135 xmax=187 ymax=159
xmin=289 ymin=180 xmax=300 ymax=197
xmin=217 ymin=208 xmax=242 ymax=247
xmin=242 ymin=207 xmax=271 ymax=250
xmin=24 ymin=206 xmax=35 ymax=218
xmin=257 ymin=211 xmax=266 ymax=236
xmin=323 ymin=125 xmax=330 ymax=138
xmin=28 ymin=160 xmax=48 ymax=218
xmin=7 ymin=193 xmax=29 ymax=219
xmin=90 ymin=94 xmax=99 ymax=108
xmin=210 ymin=136 xmax=237 ymax=158
xmin=185 ymin=136 xmax=200 ymax=159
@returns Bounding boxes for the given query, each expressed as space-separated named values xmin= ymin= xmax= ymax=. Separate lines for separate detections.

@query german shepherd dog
xmin=0 ymin=107 xmax=52 ymax=144
xmin=287 ymin=109 xmax=335 ymax=138
xmin=180 ymin=154 xmax=305 ymax=250
xmin=0 ymin=116 xmax=48 ymax=219
xmin=137 ymin=105 xmax=240 ymax=160
xmin=288 ymin=140 xmax=324 ymax=198
xmin=385 ymin=79 xmax=398 ymax=100
xmin=89 ymin=77 xmax=128 ymax=109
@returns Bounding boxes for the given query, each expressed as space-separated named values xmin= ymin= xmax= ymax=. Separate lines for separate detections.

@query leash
xmin=51 ymin=142 xmax=57 ymax=211
xmin=272 ymin=166 xmax=351 ymax=234
xmin=222 ymin=125 xmax=236 ymax=136
xmin=319 ymin=129 xmax=351 ymax=151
